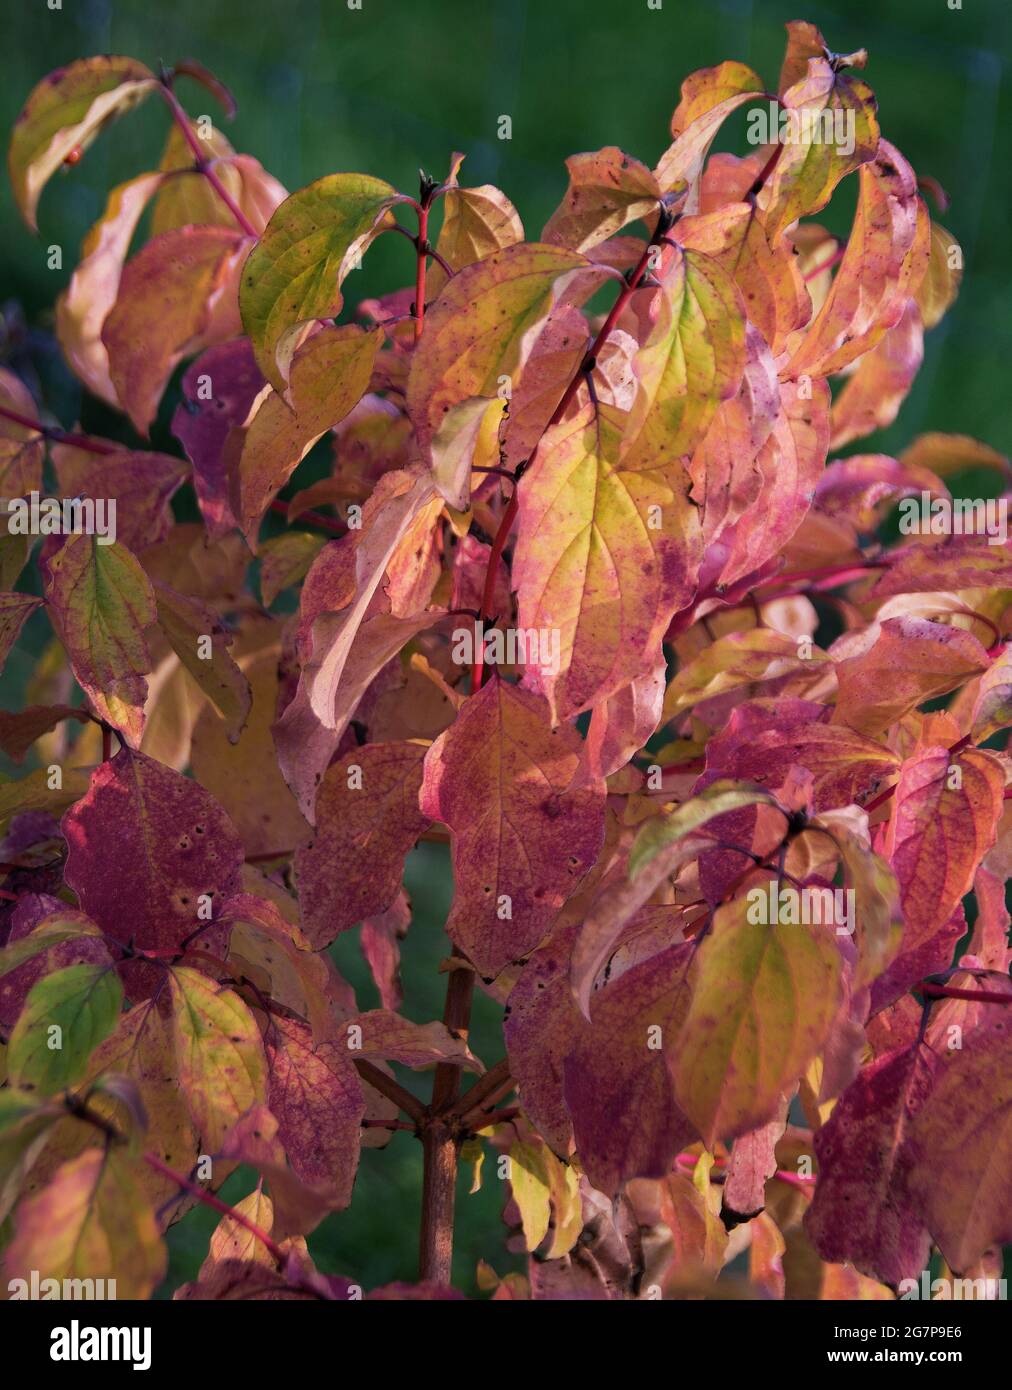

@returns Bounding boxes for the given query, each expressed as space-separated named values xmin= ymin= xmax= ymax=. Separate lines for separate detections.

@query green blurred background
xmin=2 ymin=0 xmax=1010 ymax=1296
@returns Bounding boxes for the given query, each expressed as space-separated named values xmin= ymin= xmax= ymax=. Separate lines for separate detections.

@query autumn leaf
xmin=171 ymin=336 xmax=267 ymax=539
xmin=761 ymin=55 xmax=879 ymax=243
xmin=263 ymin=1017 xmax=364 ymax=1210
xmin=671 ymin=892 xmax=844 ymax=1147
xmin=722 ymin=1095 xmax=791 ymax=1219
xmin=429 ymin=177 xmax=523 ymax=292
xmin=543 ymin=147 xmax=660 ymax=253
xmin=805 ymin=1042 xmax=936 ymax=1285
xmin=151 ymin=121 xmax=284 ymax=237
xmin=0 ymin=909 xmax=104 ymax=979
xmin=778 ymin=19 xmax=832 ymax=97
xmin=235 ymin=323 xmax=381 ymax=545
xmin=571 ymin=660 xmax=665 ymax=787
xmin=220 ymin=894 xmax=347 ymax=1043
xmin=70 ymin=1001 xmax=200 ymax=1213
xmin=513 ymin=400 xmax=694 ymax=720
xmin=714 ymin=376 xmax=831 ymax=588
xmin=103 ymin=225 xmax=248 ymax=435
xmin=868 ymin=537 xmax=1012 ymax=599
xmin=904 ymin=1014 xmax=1012 ymax=1272
xmin=971 ymin=644 xmax=1012 ymax=744
xmin=915 ymin=220 xmax=963 ymax=329
xmin=294 ymin=741 xmax=430 ymax=946
xmin=0 ymin=592 xmax=43 ymax=677
xmin=151 ymin=580 xmax=252 ymax=742
xmin=0 ymin=767 xmax=92 ymax=829
xmin=664 ymin=628 xmax=828 ymax=721
xmin=56 ymin=172 xmax=167 ymax=407
xmin=569 ymin=783 xmax=776 ymax=1017
xmin=829 ymin=300 xmax=924 ymax=449
xmin=2 ymin=1149 xmax=166 ymax=1299
xmin=0 ymin=1089 xmax=64 ymax=1224
xmin=676 ymin=203 xmax=810 ymax=356
xmin=832 ymin=617 xmax=991 ymax=736
xmin=623 ymin=242 xmax=746 ymax=465
xmin=9 ymin=56 xmax=157 ymax=230
xmin=273 ymin=467 xmax=442 ymax=817
xmin=419 ymin=679 xmax=605 ymax=980
xmin=63 ymin=747 xmax=245 ymax=998
xmin=406 ymin=242 xmax=606 ymax=506
xmin=564 ymin=943 xmax=698 ymax=1194
xmin=259 ymin=531 xmax=326 ymax=607
xmin=202 ymin=1187 xmax=278 ymax=1273
xmin=7 ymin=959 xmax=121 ymax=1094
xmin=703 ymin=699 xmax=899 ymax=811
xmin=786 ymin=142 xmax=919 ymax=378
xmin=655 ymin=62 xmax=765 ymax=204
xmin=50 ymin=441 xmax=188 ymax=552
xmin=0 ymin=368 xmax=45 ymax=498
xmin=190 ymin=651 xmax=308 ymax=858
xmin=884 ymin=744 xmax=1004 ymax=951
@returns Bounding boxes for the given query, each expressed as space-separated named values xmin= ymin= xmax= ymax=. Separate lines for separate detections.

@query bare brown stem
xmin=419 ymin=964 xmax=474 ymax=1283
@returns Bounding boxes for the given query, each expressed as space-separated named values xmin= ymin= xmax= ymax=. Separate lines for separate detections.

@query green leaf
xmin=0 ymin=1088 xmax=62 ymax=1223
xmin=168 ymin=967 xmax=267 ymax=1151
xmin=239 ymin=172 xmax=397 ymax=388
xmin=43 ymin=535 xmax=157 ymax=746
xmin=8 ymin=963 xmax=123 ymax=1095
xmin=671 ymin=893 xmax=844 ymax=1147
xmin=258 ymin=531 xmax=326 ymax=607
xmin=623 ymin=244 xmax=746 ymax=465
xmin=629 ymin=780 xmax=779 ymax=877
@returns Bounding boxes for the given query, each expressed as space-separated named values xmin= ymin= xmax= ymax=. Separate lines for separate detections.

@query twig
xmin=157 ymin=81 xmax=257 ymax=238
xmin=352 ymin=1058 xmax=426 ymax=1126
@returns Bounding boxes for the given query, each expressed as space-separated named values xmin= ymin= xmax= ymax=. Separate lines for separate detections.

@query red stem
xmin=267 ymin=498 xmax=345 ymax=535
xmin=920 ymin=983 xmax=1012 ymax=1005
xmin=157 ymin=83 xmax=257 ymax=238
xmin=749 ymin=141 xmax=785 ymax=197
xmin=470 ymin=491 xmax=518 ymax=695
xmin=803 ymin=243 xmax=847 ymax=282
xmin=0 ymin=403 xmax=115 ymax=454
xmin=142 ymin=1151 xmax=285 ymax=1265
xmin=760 ymin=559 xmax=886 ymax=592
